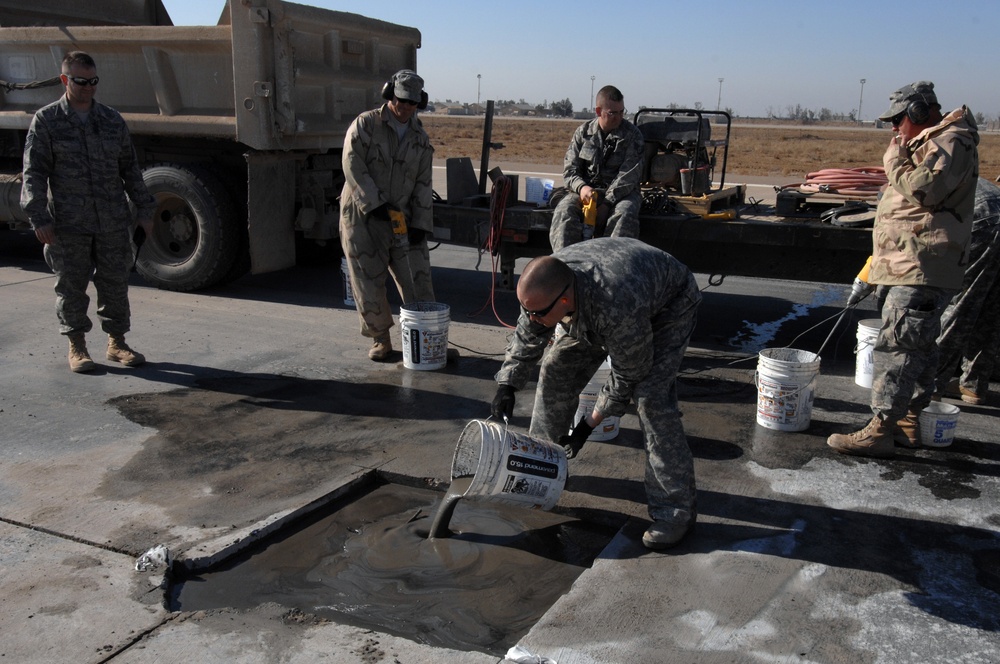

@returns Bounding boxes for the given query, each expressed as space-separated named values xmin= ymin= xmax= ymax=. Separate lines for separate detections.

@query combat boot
xmin=107 ymin=334 xmax=145 ymax=367
xmin=67 ymin=333 xmax=95 ymax=373
xmin=368 ymin=335 xmax=392 ymax=362
xmin=826 ymin=416 xmax=895 ymax=458
xmin=894 ymin=410 xmax=921 ymax=448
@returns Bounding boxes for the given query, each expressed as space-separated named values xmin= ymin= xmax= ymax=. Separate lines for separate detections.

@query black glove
xmin=559 ymin=417 xmax=595 ymax=459
xmin=491 ymin=385 xmax=515 ymax=420
xmin=408 ymin=227 xmax=426 ymax=245
xmin=370 ymin=203 xmax=391 ymax=221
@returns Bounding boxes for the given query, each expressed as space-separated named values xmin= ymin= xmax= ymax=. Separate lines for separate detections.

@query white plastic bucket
xmin=400 ymin=302 xmax=450 ymax=370
xmin=854 ymin=318 xmax=881 ymax=388
xmin=574 ymin=358 xmax=620 ymax=441
xmin=450 ymin=419 xmax=568 ymax=511
xmin=755 ymin=348 xmax=821 ymax=431
xmin=919 ymin=402 xmax=960 ymax=448
xmin=341 ymin=256 xmax=355 ymax=307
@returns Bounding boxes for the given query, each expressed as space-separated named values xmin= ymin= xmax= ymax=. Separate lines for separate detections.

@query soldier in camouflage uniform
xmin=549 ymin=85 xmax=644 ymax=251
xmin=492 ymin=237 xmax=701 ymax=549
xmin=935 ymin=178 xmax=1000 ymax=405
xmin=340 ymin=69 xmax=435 ymax=361
xmin=21 ymin=51 xmax=156 ymax=373
xmin=828 ymin=81 xmax=979 ymax=457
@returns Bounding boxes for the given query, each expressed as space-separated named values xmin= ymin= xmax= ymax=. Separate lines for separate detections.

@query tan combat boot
xmin=107 ymin=334 xmax=145 ymax=367
xmin=67 ymin=333 xmax=96 ymax=373
xmin=827 ymin=416 xmax=895 ymax=458
xmin=368 ymin=335 xmax=392 ymax=362
xmin=894 ymin=410 xmax=921 ymax=448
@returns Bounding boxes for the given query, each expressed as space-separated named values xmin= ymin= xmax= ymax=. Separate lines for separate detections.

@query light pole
xmin=590 ymin=75 xmax=595 ymax=112
xmin=717 ymin=78 xmax=724 ymax=111
xmin=858 ymin=78 xmax=866 ymax=125
xmin=477 ymin=74 xmax=481 ymax=110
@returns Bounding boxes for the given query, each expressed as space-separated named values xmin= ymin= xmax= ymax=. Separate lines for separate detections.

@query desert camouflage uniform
xmin=21 ymin=96 xmax=155 ymax=336
xmin=340 ymin=104 xmax=435 ymax=339
xmin=869 ymin=107 xmax=979 ymax=419
xmin=496 ymin=237 xmax=701 ymax=526
xmin=549 ymin=117 xmax=645 ymax=251
xmin=935 ymin=177 xmax=1000 ymax=395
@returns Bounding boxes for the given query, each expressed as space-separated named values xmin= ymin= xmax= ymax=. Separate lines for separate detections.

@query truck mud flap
xmin=247 ymin=152 xmax=296 ymax=275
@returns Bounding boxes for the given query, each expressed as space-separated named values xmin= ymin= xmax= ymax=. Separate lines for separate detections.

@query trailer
xmin=0 ymin=0 xmax=420 ymax=290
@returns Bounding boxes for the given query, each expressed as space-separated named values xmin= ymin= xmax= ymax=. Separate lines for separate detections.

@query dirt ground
xmin=422 ymin=115 xmax=1000 ymax=180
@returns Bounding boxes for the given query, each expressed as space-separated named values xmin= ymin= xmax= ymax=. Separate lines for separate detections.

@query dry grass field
xmin=422 ymin=115 xmax=1000 ymax=180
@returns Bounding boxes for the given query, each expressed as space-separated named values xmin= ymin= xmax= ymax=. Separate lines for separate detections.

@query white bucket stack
xmin=755 ymin=347 xmax=821 ymax=431
xmin=855 ymin=319 xmax=880 ymax=388
xmin=400 ymin=302 xmax=450 ymax=370
xmin=341 ymin=256 xmax=355 ymax=307
xmin=575 ymin=358 xmax=620 ymax=441
xmin=919 ymin=402 xmax=960 ymax=447
xmin=450 ymin=419 xmax=568 ymax=510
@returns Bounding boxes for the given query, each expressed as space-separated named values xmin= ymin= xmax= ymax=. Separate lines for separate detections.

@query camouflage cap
xmin=393 ymin=69 xmax=424 ymax=102
xmin=878 ymin=81 xmax=937 ymax=121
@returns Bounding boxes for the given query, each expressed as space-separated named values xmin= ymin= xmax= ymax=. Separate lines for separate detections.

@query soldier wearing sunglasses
xmin=492 ymin=237 xmax=701 ymax=550
xmin=21 ymin=51 xmax=156 ymax=373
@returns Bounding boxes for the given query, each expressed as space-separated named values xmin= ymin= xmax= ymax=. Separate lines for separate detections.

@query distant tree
xmin=693 ymin=101 xmax=704 ymax=111
xmin=550 ymin=98 xmax=574 ymax=117
xmin=818 ymin=108 xmax=833 ymax=121
xmin=975 ymin=111 xmax=986 ymax=125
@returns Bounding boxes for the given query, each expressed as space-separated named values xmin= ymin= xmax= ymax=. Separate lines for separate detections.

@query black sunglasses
xmin=522 ymin=283 xmax=570 ymax=318
xmin=397 ymin=98 xmax=419 ymax=106
xmin=890 ymin=111 xmax=906 ymax=127
xmin=68 ymin=75 xmax=100 ymax=87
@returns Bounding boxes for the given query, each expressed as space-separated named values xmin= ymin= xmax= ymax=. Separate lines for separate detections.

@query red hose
xmin=781 ymin=167 xmax=887 ymax=197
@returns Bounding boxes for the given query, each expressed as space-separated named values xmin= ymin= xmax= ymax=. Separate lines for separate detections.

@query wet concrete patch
xmin=100 ymin=371 xmax=490 ymax=548
xmin=170 ymin=481 xmax=615 ymax=655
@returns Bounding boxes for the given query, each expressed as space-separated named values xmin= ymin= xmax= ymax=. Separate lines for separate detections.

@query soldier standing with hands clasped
xmin=21 ymin=51 xmax=156 ymax=373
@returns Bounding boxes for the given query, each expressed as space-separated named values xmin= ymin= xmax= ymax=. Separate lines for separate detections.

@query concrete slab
xmin=1 ymin=233 xmax=999 ymax=663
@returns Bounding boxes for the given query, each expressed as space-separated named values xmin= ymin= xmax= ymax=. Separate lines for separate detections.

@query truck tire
xmin=136 ymin=163 xmax=239 ymax=291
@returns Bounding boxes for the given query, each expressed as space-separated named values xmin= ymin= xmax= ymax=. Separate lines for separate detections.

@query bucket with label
xmin=450 ymin=419 xmax=568 ymax=511
xmin=341 ymin=256 xmax=355 ymax=307
xmin=400 ymin=302 xmax=450 ymax=370
xmin=854 ymin=318 xmax=881 ymax=388
xmin=755 ymin=347 xmax=821 ymax=431
xmin=918 ymin=401 xmax=960 ymax=448
xmin=574 ymin=357 xmax=620 ymax=441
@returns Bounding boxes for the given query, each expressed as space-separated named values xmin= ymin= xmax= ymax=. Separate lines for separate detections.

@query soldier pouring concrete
xmin=828 ymin=81 xmax=979 ymax=457
xmin=491 ymin=237 xmax=701 ymax=549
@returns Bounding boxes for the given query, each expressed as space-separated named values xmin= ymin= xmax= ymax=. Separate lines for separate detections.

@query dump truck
xmin=0 ymin=0 xmax=421 ymax=291
xmin=0 ymin=0 xmax=874 ymax=292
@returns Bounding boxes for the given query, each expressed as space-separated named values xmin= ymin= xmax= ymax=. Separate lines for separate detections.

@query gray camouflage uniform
xmin=869 ymin=106 xmax=979 ymax=419
xmin=340 ymin=104 xmax=435 ymax=339
xmin=21 ymin=95 xmax=155 ymax=336
xmin=935 ymin=177 xmax=1000 ymax=396
xmin=495 ymin=237 xmax=701 ymax=527
xmin=549 ymin=117 xmax=645 ymax=251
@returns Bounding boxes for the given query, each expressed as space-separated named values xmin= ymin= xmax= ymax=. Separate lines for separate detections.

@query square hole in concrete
xmin=170 ymin=479 xmax=615 ymax=655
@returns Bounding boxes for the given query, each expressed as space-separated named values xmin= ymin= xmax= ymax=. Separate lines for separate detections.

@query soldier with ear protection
xmin=339 ymin=70 xmax=435 ymax=361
